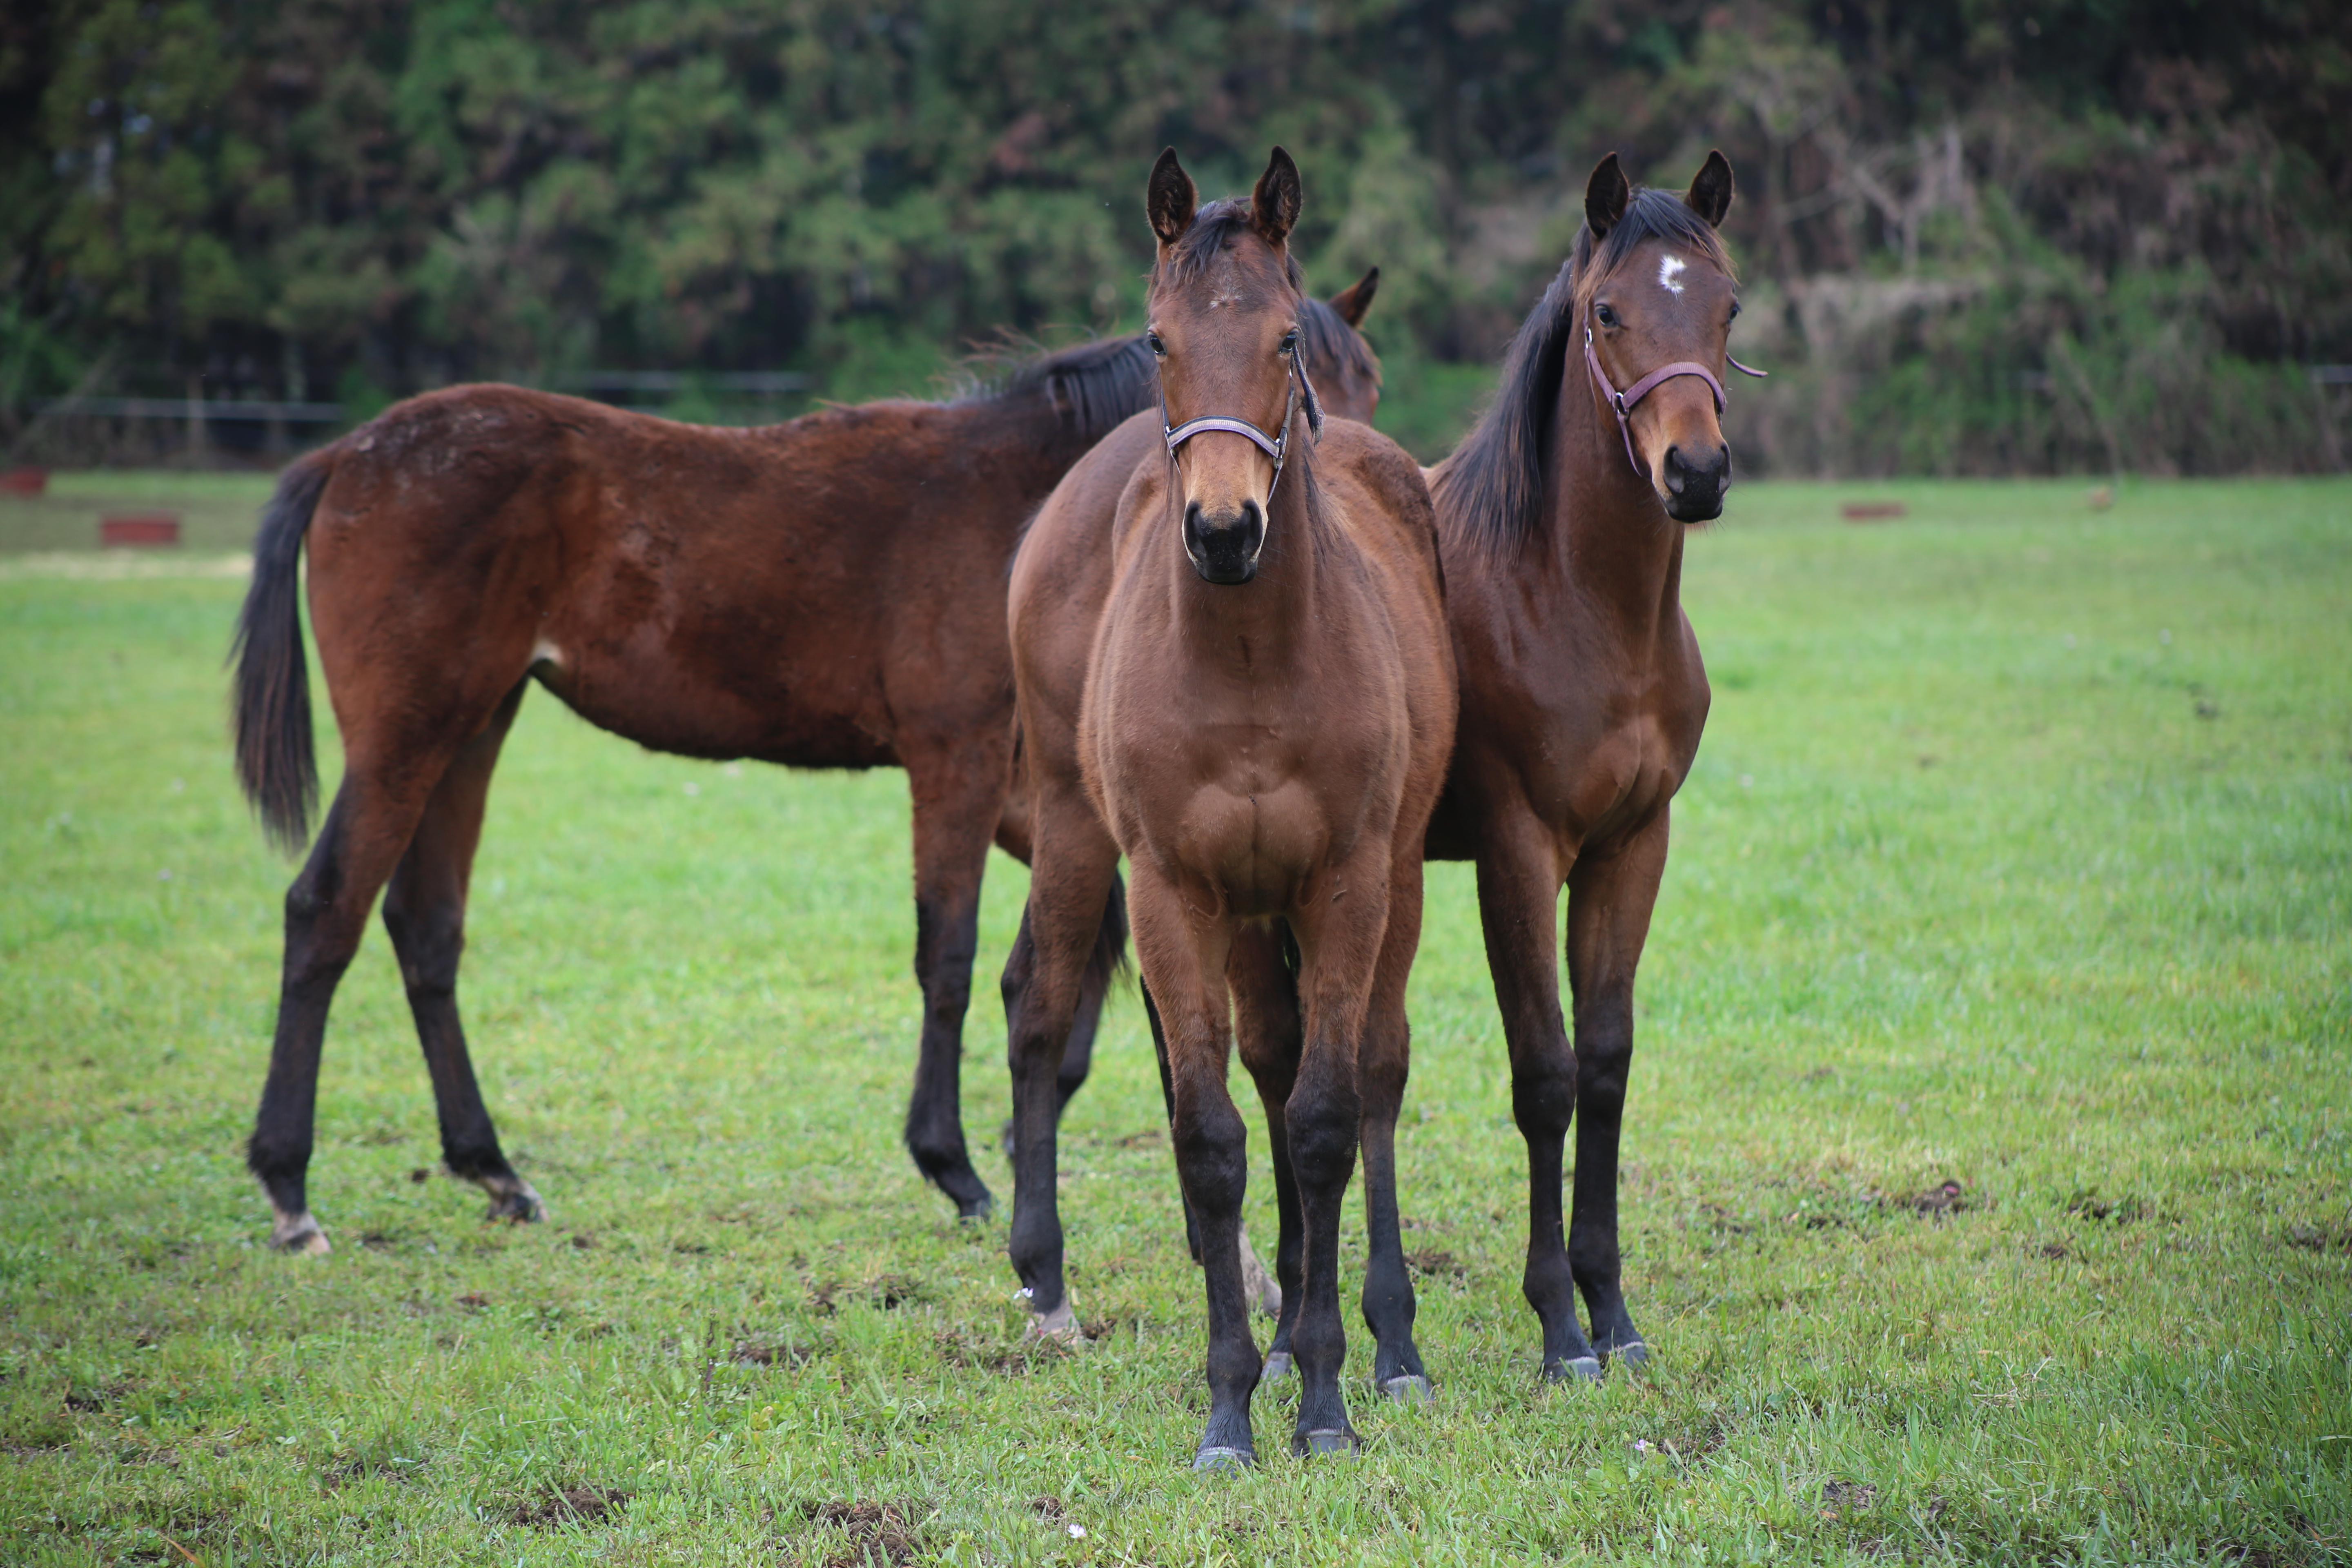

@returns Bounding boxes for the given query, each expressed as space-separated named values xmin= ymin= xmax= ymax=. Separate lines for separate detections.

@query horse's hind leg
xmin=1358 ymin=861 xmax=1430 ymax=1402
xmin=248 ymin=764 xmax=449 ymax=1252
xmin=1562 ymin=817 xmax=1670 ymax=1367
xmin=903 ymin=746 xmax=1010 ymax=1218
xmin=381 ymin=681 xmax=538 ymax=1222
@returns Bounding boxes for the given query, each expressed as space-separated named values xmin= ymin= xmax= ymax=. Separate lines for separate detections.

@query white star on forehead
xmin=1658 ymin=254 xmax=1687 ymax=295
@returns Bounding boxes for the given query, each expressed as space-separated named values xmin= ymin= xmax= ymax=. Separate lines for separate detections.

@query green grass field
xmin=2 ymin=475 xmax=2347 ymax=1566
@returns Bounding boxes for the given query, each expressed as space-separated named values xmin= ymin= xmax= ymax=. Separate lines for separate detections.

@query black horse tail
xmin=1085 ymin=870 xmax=1131 ymax=996
xmin=230 ymin=453 xmax=332 ymax=855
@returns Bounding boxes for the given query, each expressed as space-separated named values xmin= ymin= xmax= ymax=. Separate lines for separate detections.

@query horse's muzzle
xmin=1185 ymin=499 xmax=1264 ymax=585
xmin=1662 ymin=443 xmax=1730 ymax=523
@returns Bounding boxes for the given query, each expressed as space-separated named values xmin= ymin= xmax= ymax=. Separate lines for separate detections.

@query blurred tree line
xmin=2 ymin=0 xmax=2348 ymax=472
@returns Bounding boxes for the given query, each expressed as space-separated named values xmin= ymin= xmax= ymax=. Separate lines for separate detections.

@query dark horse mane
xmin=960 ymin=279 xmax=1379 ymax=453
xmin=1430 ymin=187 xmax=1733 ymax=556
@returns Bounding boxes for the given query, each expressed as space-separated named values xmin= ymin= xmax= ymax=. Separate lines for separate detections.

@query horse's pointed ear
xmin=1586 ymin=152 xmax=1630 ymax=241
xmin=1686 ymin=149 xmax=1735 ymax=228
xmin=1148 ymin=148 xmax=1197 ymax=249
xmin=1252 ymin=146 xmax=1302 ymax=248
xmin=1329 ymin=266 xmax=1379 ymax=327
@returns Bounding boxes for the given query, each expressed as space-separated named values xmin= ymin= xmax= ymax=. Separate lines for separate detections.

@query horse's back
xmin=296 ymin=384 xmax=1012 ymax=768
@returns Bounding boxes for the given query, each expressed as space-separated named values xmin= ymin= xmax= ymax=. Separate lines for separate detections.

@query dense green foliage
xmin=3 ymin=1 xmax=2351 ymax=471
xmin=2 ymin=477 xmax=2348 ymax=1561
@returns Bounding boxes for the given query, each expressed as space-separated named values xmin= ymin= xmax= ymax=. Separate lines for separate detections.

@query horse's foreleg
xmin=1563 ymin=813 xmax=1669 ymax=1367
xmin=1006 ymin=788 xmax=1127 ymax=1135
xmin=999 ymin=803 xmax=1120 ymax=1332
xmin=1231 ymin=922 xmax=1303 ymax=1373
xmin=904 ymin=752 xmax=1005 ymax=1218
xmin=1134 ymin=878 xmax=1258 ymax=1469
xmin=249 ymin=765 xmax=445 ymax=1253
xmin=1474 ymin=820 xmax=1598 ymax=1379
xmin=381 ymin=682 xmax=537 ymax=1223
xmin=1357 ymin=858 xmax=1430 ymax=1402
xmin=1281 ymin=871 xmax=1389 ymax=1458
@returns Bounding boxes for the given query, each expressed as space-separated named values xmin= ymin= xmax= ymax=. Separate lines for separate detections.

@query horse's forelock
xmin=1154 ymin=197 xmax=1305 ymax=293
xmin=1573 ymin=187 xmax=1738 ymax=306
xmin=1433 ymin=185 xmax=1735 ymax=557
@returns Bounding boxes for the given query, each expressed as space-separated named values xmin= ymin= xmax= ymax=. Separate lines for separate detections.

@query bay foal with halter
xmin=1418 ymin=150 xmax=1756 ymax=1379
xmin=228 ymin=303 xmax=1381 ymax=1252
xmin=1005 ymin=149 xmax=1453 ymax=1466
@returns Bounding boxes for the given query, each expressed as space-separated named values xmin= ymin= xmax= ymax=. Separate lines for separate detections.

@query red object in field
xmin=100 ymin=512 xmax=182 ymax=547
xmin=1 ymin=467 xmax=47 ymax=495
xmin=1840 ymin=501 xmax=1907 ymax=521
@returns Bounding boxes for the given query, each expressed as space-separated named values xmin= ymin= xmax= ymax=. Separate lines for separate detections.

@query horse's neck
xmin=1545 ymin=374 xmax=1686 ymax=644
xmin=965 ymin=395 xmax=1110 ymax=496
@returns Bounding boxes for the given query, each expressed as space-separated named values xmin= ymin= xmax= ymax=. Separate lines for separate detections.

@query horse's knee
xmin=1285 ymin=1088 xmax=1361 ymax=1192
xmin=1511 ymin=1050 xmax=1577 ymax=1140
xmin=1173 ymin=1098 xmax=1248 ymax=1214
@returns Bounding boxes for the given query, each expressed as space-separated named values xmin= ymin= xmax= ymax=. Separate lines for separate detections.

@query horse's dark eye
xmin=1728 ymin=301 xmax=1742 ymax=322
xmin=1280 ymin=328 xmax=1299 ymax=356
xmin=1595 ymin=303 xmax=1619 ymax=328
xmin=1147 ymin=332 xmax=1165 ymax=356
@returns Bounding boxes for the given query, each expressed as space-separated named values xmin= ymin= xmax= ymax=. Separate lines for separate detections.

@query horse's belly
xmin=534 ymin=627 xmax=897 ymax=767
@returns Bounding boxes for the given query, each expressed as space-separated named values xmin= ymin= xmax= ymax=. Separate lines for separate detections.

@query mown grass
xmin=1 ymin=476 xmax=2346 ymax=1566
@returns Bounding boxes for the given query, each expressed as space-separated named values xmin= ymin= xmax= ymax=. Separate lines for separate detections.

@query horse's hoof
xmin=1259 ymin=1352 xmax=1294 ymax=1382
xmin=477 ymin=1173 xmax=545 ymax=1224
xmin=1380 ymin=1374 xmax=1433 ymax=1406
xmin=956 ymin=1192 xmax=994 ymax=1222
xmin=1025 ymin=1296 xmax=1080 ymax=1343
xmin=1601 ymin=1339 xmax=1649 ymax=1368
xmin=1300 ymin=1428 xmax=1359 ymax=1458
xmin=1193 ymin=1445 xmax=1253 ymax=1472
xmin=268 ymin=1210 xmax=330 ymax=1255
xmin=1546 ymin=1355 xmax=1604 ymax=1383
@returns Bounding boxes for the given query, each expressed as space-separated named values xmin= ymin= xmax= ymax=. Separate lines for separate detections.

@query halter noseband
xmin=1160 ymin=332 xmax=1324 ymax=510
xmin=1584 ymin=314 xmax=1766 ymax=475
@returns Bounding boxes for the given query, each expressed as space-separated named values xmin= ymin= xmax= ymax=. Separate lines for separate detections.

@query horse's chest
xmin=1094 ymin=704 xmax=1402 ymax=913
xmin=1527 ymin=713 xmax=1685 ymax=847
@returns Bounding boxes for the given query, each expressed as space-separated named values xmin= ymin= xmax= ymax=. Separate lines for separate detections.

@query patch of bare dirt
xmin=1404 ymin=1248 xmax=1468 ymax=1281
xmin=1820 ymin=1479 xmax=1879 ymax=1519
xmin=507 ymin=1484 xmax=627 ymax=1528
xmin=805 ymin=1499 xmax=920 ymax=1566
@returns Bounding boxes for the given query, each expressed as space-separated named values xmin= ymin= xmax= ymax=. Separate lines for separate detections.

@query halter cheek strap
xmin=1584 ymin=317 xmax=1766 ymax=475
xmin=1161 ymin=337 xmax=1324 ymax=509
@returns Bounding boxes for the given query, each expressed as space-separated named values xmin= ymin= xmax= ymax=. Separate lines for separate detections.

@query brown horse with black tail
xmin=1004 ymin=148 xmax=1453 ymax=1467
xmin=229 ymin=296 xmax=1382 ymax=1253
